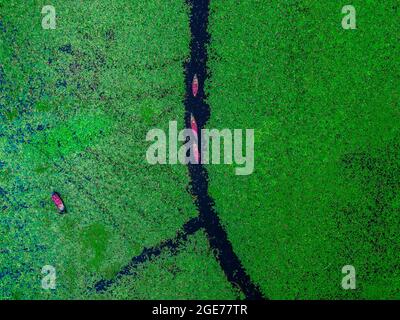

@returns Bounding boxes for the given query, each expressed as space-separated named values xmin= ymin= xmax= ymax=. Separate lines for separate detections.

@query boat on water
xmin=190 ymin=114 xmax=198 ymax=134
xmin=192 ymin=74 xmax=199 ymax=97
xmin=51 ymin=192 xmax=66 ymax=213
xmin=190 ymin=114 xmax=200 ymax=164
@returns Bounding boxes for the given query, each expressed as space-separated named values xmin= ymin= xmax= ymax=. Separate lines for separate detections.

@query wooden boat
xmin=190 ymin=114 xmax=200 ymax=163
xmin=190 ymin=114 xmax=198 ymax=134
xmin=192 ymin=74 xmax=199 ymax=97
xmin=51 ymin=192 xmax=66 ymax=213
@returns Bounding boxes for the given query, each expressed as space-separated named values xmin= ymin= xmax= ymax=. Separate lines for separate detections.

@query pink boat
xmin=192 ymin=74 xmax=199 ymax=97
xmin=51 ymin=192 xmax=66 ymax=213
xmin=190 ymin=114 xmax=200 ymax=163
xmin=190 ymin=114 xmax=198 ymax=134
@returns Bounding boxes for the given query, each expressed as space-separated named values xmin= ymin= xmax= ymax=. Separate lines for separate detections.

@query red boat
xmin=190 ymin=114 xmax=200 ymax=163
xmin=192 ymin=74 xmax=199 ymax=97
xmin=190 ymin=114 xmax=198 ymax=134
xmin=51 ymin=192 xmax=66 ymax=213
